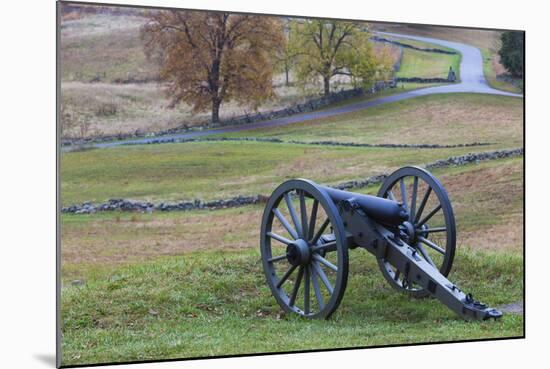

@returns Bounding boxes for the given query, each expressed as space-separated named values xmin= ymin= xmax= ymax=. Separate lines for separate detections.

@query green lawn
xmin=61 ymin=140 xmax=497 ymax=206
xmin=212 ymin=94 xmax=523 ymax=147
xmin=396 ymin=48 xmax=460 ymax=79
xmin=60 ymin=150 xmax=524 ymax=367
xmin=60 ymin=245 xmax=523 ymax=366
xmin=381 ymin=35 xmax=461 ymax=80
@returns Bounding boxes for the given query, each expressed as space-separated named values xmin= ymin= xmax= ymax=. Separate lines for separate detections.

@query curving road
xmin=82 ymin=32 xmax=523 ymax=150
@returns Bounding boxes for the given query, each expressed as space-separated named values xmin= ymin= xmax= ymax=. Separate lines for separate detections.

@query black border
xmin=56 ymin=1 xmax=526 ymax=368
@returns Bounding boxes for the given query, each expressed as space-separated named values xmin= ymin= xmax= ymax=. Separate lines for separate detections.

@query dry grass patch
xmin=437 ymin=159 xmax=523 ymax=251
xmin=219 ymin=94 xmax=523 ymax=148
xmin=371 ymin=23 xmax=501 ymax=50
xmin=61 ymin=207 xmax=263 ymax=269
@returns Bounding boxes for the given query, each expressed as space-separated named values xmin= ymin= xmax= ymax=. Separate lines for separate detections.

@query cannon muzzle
xmin=319 ymin=186 xmax=408 ymax=226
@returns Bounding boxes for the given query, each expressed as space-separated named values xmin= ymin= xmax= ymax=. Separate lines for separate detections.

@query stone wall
xmin=371 ymin=36 xmax=458 ymax=55
xmin=395 ymin=77 xmax=452 ymax=83
xmin=120 ymin=136 xmax=492 ymax=150
xmin=62 ymin=86 xmax=394 ymax=147
xmin=62 ymin=148 xmax=523 ymax=214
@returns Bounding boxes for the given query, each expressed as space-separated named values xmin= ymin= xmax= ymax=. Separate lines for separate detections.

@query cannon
xmin=260 ymin=166 xmax=503 ymax=320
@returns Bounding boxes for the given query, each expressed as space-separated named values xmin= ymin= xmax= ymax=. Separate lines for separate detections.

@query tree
xmin=141 ymin=11 xmax=284 ymax=123
xmin=289 ymin=19 xmax=383 ymax=96
xmin=273 ymin=19 xmax=298 ymax=87
xmin=498 ymin=31 xmax=524 ymax=78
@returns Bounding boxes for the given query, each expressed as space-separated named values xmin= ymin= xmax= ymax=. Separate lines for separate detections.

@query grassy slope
xmin=60 ymin=158 xmax=523 ymax=274
xmin=62 ymin=163 xmax=525 ymax=365
xmin=374 ymin=35 xmax=460 ymax=80
xmin=61 ymin=141 xmax=485 ymax=206
xmin=212 ymin=94 xmax=523 ymax=146
xmin=61 ymin=247 xmax=522 ymax=366
xmin=397 ymin=49 xmax=460 ymax=79
xmin=61 ymin=158 xmax=524 ymax=365
xmin=60 ymin=103 xmax=524 ymax=366
xmin=60 ymin=14 xmax=156 ymax=83
xmin=61 ymin=94 xmax=523 ymax=206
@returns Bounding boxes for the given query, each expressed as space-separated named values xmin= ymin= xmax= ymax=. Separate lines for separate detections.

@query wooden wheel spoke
xmin=419 ymin=227 xmax=447 ymax=234
xmin=417 ymin=204 xmax=442 ymax=227
xmin=410 ymin=176 xmax=418 ymax=222
xmin=416 ymin=242 xmax=437 ymax=266
xmin=299 ymin=190 xmax=308 ymax=239
xmin=267 ymin=232 xmax=292 ymax=245
xmin=267 ymin=254 xmax=287 ymax=263
xmin=400 ymin=178 xmax=408 ymax=211
xmin=312 ymin=253 xmax=338 ymax=272
xmin=311 ymin=265 xmax=325 ymax=309
xmin=273 ymin=208 xmax=299 ymax=240
xmin=387 ymin=190 xmax=397 ymax=201
xmin=284 ymin=193 xmax=303 ymax=238
xmin=289 ymin=266 xmax=304 ymax=307
xmin=311 ymin=241 xmax=337 ymax=253
xmin=276 ymin=264 xmax=297 ymax=288
xmin=418 ymin=236 xmax=445 ymax=255
xmin=303 ymin=266 xmax=310 ymax=314
xmin=312 ymin=261 xmax=334 ymax=295
xmin=414 ymin=186 xmax=432 ymax=223
xmin=311 ymin=218 xmax=330 ymax=244
xmin=308 ymin=200 xmax=319 ymax=240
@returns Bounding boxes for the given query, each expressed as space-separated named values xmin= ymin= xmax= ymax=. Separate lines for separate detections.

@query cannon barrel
xmin=319 ymin=186 xmax=408 ymax=226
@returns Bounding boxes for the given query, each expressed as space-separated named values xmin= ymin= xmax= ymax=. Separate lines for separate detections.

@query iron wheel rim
xmin=260 ymin=179 xmax=349 ymax=319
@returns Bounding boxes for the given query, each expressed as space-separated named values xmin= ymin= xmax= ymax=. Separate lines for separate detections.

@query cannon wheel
xmin=260 ymin=179 xmax=349 ymax=319
xmin=377 ymin=166 xmax=456 ymax=298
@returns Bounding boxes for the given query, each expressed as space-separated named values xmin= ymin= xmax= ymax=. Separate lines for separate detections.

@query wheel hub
xmin=400 ymin=221 xmax=416 ymax=243
xmin=286 ymin=239 xmax=311 ymax=266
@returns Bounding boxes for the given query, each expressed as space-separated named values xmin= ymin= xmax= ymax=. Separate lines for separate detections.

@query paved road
xmin=83 ymin=32 xmax=523 ymax=150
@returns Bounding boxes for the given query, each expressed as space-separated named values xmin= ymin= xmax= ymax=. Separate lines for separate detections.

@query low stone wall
xmin=120 ymin=136 xmax=492 ymax=150
xmin=396 ymin=77 xmax=451 ymax=83
xmin=62 ymin=86 xmax=386 ymax=147
xmin=496 ymin=73 xmax=524 ymax=92
xmin=61 ymin=148 xmax=523 ymax=214
xmin=371 ymin=36 xmax=458 ymax=55
xmin=424 ymin=148 xmax=524 ymax=171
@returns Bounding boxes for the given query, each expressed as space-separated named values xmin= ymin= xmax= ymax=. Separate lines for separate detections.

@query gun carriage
xmin=260 ymin=166 xmax=502 ymax=320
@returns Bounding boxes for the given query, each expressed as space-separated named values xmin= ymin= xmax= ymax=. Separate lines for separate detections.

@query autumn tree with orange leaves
xmin=141 ymin=11 xmax=284 ymax=123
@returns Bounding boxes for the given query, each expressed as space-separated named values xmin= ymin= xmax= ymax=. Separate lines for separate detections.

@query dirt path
xmin=82 ymin=33 xmax=523 ymax=150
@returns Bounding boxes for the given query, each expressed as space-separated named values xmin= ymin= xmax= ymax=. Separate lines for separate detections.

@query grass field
xmin=61 ymin=248 xmax=522 ymax=365
xmin=60 ymin=106 xmax=524 ymax=366
xmin=61 ymin=141 xmax=483 ymax=206
xmin=61 ymin=94 xmax=522 ymax=207
xmin=211 ymin=94 xmax=523 ymax=147
xmin=60 ymin=157 xmax=523 ymax=365
xmin=61 ymin=157 xmax=523 ymax=271
xmin=374 ymin=34 xmax=461 ymax=80
xmin=396 ymin=48 xmax=460 ymax=79
xmin=59 ymin=11 xmax=524 ymax=367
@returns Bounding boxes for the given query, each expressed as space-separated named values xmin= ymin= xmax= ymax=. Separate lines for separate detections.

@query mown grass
xmin=60 ymin=245 xmax=523 ymax=366
xmin=212 ymin=94 xmax=523 ymax=147
xmin=60 ymin=158 xmax=523 ymax=273
xmin=396 ymin=48 xmax=460 ymax=79
xmin=60 ymin=140 xmax=499 ymax=206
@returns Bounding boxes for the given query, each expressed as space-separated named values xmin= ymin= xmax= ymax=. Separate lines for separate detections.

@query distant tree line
xmin=141 ymin=10 xmax=393 ymax=123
